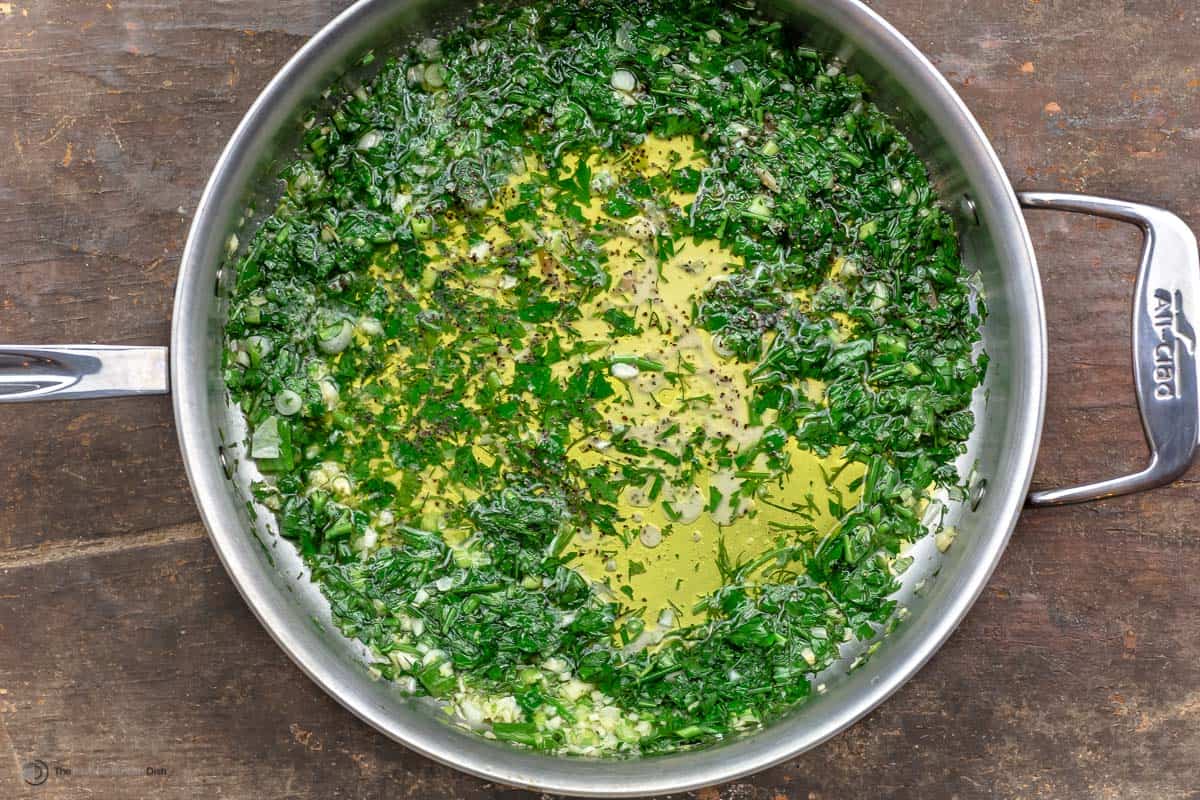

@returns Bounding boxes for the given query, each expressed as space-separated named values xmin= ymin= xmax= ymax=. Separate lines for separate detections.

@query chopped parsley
xmin=222 ymin=0 xmax=985 ymax=756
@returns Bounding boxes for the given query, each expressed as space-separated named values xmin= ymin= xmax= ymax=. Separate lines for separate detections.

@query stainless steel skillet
xmin=2 ymin=0 xmax=1197 ymax=795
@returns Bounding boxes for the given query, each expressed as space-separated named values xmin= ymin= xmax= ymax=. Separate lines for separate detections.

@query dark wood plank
xmin=2 ymin=0 xmax=1200 ymax=798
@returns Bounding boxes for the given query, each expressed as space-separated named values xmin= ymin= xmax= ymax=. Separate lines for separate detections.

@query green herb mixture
xmin=222 ymin=0 xmax=986 ymax=755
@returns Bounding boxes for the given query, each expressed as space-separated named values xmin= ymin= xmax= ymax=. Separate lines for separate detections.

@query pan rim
xmin=171 ymin=0 xmax=1046 ymax=794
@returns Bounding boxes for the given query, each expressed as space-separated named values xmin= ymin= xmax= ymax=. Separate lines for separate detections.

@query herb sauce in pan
xmin=223 ymin=0 xmax=985 ymax=755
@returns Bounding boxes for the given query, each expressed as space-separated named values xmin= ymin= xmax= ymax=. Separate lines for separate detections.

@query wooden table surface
xmin=2 ymin=1 xmax=1198 ymax=798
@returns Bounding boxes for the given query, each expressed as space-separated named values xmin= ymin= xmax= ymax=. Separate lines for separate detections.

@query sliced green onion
xmin=422 ymin=63 xmax=446 ymax=90
xmin=610 ymin=68 xmax=637 ymax=93
xmin=244 ymin=334 xmax=271 ymax=361
xmin=744 ymin=195 xmax=772 ymax=220
xmin=609 ymin=354 xmax=665 ymax=371
xmin=317 ymin=319 xmax=353 ymax=354
xmin=411 ymin=215 xmax=434 ymax=239
xmin=251 ymin=415 xmax=282 ymax=459
xmin=356 ymin=130 xmax=382 ymax=150
xmin=274 ymin=389 xmax=303 ymax=416
xmin=319 ymin=378 xmax=339 ymax=410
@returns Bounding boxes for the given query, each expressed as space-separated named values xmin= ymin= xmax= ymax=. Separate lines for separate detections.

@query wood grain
xmin=2 ymin=0 xmax=1199 ymax=797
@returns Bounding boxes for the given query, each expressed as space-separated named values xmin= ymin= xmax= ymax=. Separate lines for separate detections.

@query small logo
xmin=1150 ymin=288 xmax=1196 ymax=400
xmin=23 ymin=759 xmax=49 ymax=786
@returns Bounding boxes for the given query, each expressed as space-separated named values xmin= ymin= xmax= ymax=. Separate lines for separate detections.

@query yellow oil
xmin=357 ymin=136 xmax=862 ymax=628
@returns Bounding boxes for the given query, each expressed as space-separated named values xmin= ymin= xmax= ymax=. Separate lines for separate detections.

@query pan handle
xmin=0 ymin=345 xmax=169 ymax=402
xmin=1020 ymin=192 xmax=1200 ymax=506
